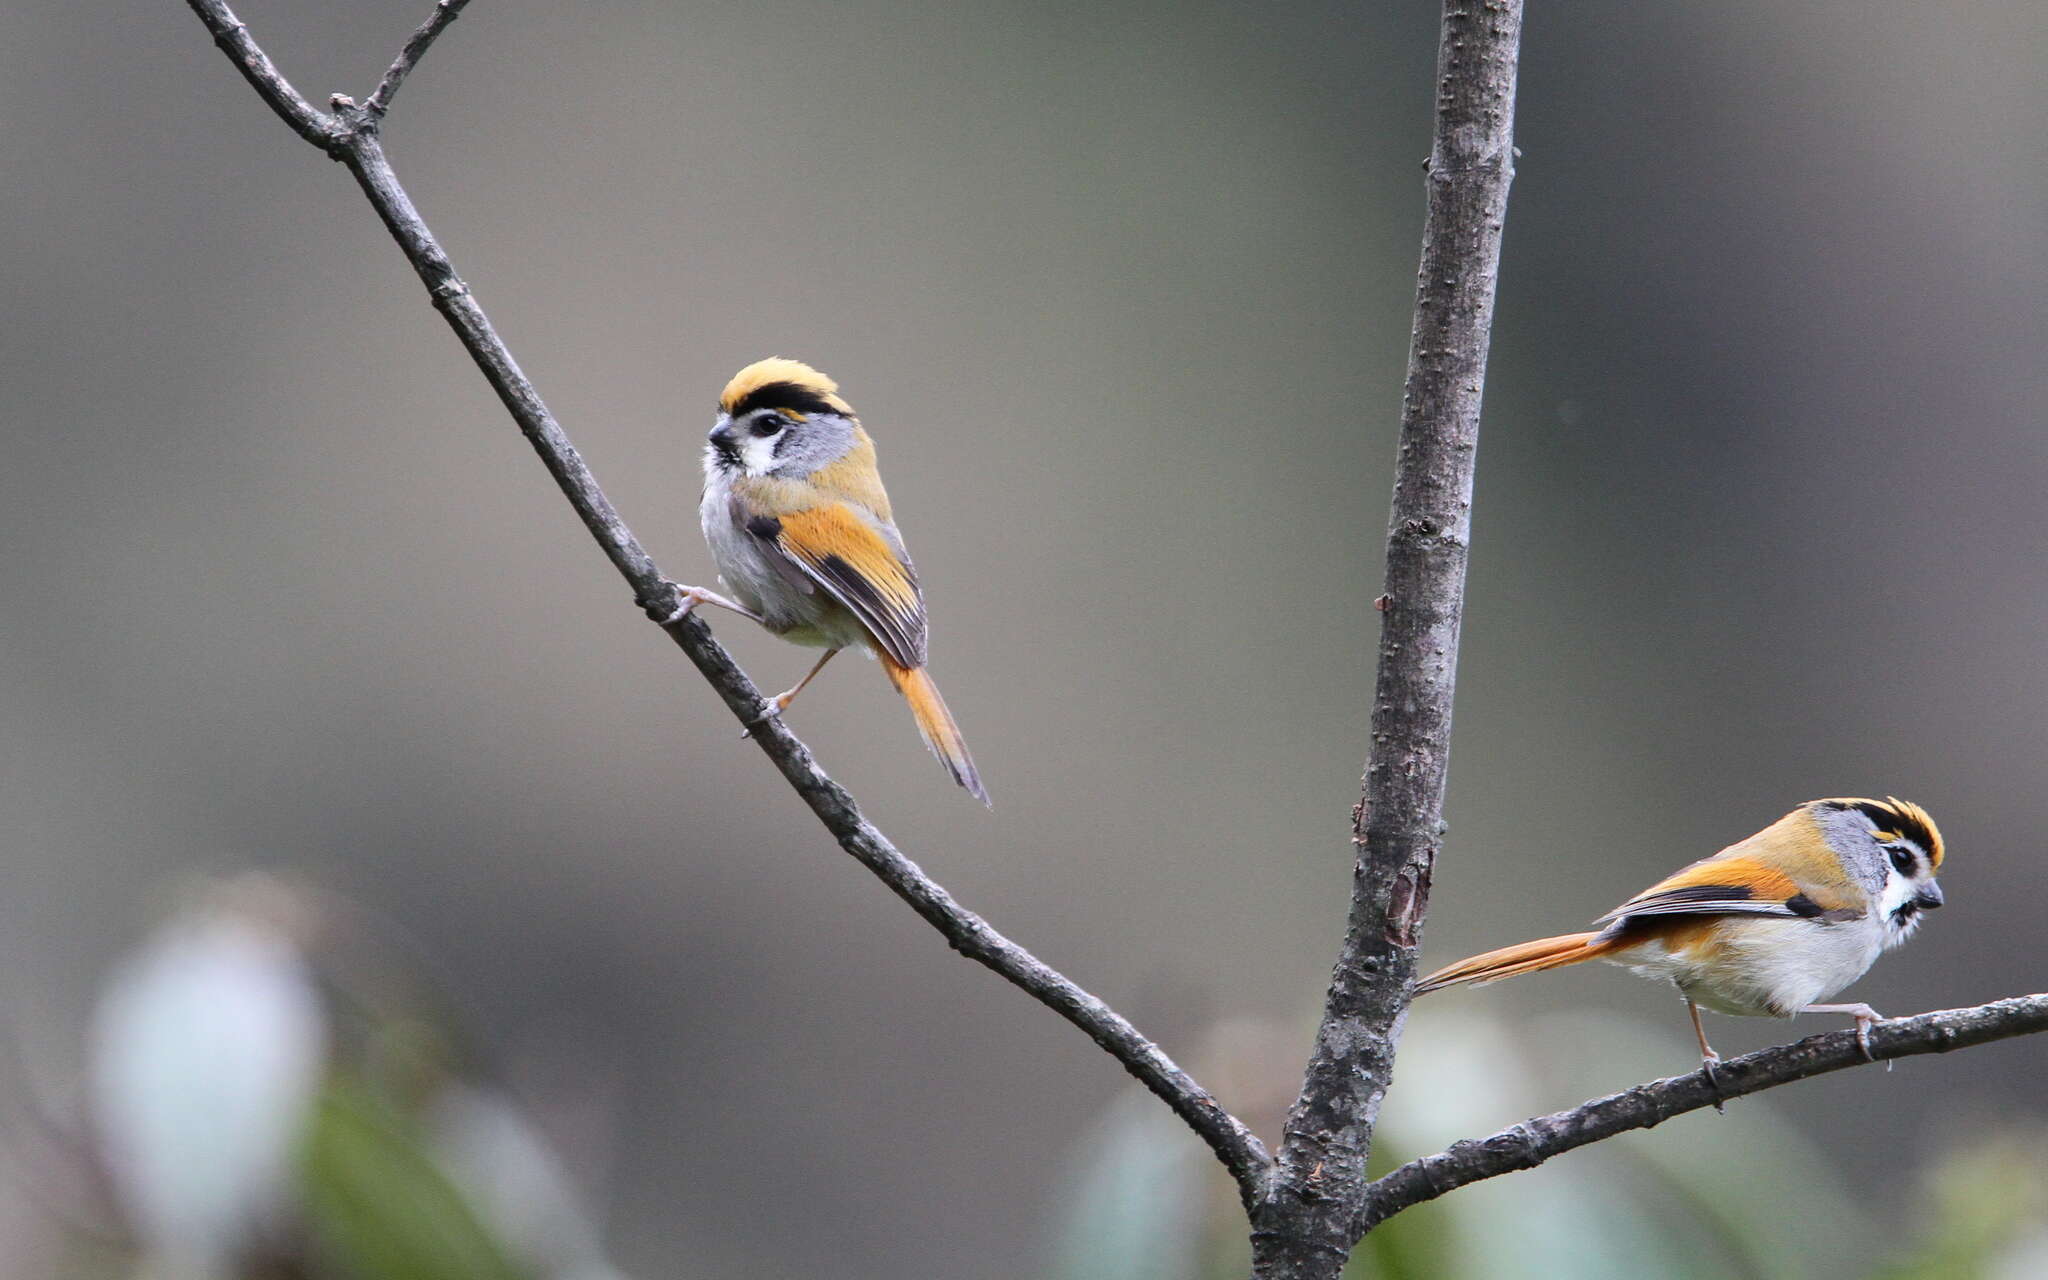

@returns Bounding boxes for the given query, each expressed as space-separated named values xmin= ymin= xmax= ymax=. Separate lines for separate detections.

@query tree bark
xmin=1250 ymin=3 xmax=1522 ymax=1275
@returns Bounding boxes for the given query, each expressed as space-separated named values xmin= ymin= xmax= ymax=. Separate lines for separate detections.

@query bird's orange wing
xmin=1594 ymin=855 xmax=1857 ymax=926
xmin=748 ymin=503 xmax=927 ymax=667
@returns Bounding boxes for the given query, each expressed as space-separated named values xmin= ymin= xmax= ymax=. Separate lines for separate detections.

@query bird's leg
xmin=1688 ymin=998 xmax=1726 ymax=1113
xmin=740 ymin=648 xmax=840 ymax=737
xmin=657 ymin=581 xmax=763 ymax=625
xmin=1801 ymin=1002 xmax=1885 ymax=1064
xmin=763 ymin=648 xmax=839 ymax=717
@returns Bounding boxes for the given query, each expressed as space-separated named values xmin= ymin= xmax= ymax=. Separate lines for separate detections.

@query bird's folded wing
xmin=1594 ymin=855 xmax=1858 ymax=925
xmin=747 ymin=503 xmax=927 ymax=667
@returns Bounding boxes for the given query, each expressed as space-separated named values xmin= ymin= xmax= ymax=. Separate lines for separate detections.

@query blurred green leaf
xmin=1050 ymin=1091 xmax=1209 ymax=1280
xmin=300 ymin=1080 xmax=529 ymax=1280
xmin=1343 ymin=1178 xmax=1455 ymax=1280
xmin=1870 ymin=1133 xmax=2048 ymax=1280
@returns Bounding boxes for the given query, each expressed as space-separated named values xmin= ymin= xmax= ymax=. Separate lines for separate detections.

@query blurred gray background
xmin=4 ymin=1 xmax=2045 ymax=1275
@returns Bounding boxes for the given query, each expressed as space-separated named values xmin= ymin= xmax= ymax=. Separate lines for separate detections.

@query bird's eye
xmin=1887 ymin=846 xmax=1914 ymax=875
xmin=749 ymin=416 xmax=784 ymax=438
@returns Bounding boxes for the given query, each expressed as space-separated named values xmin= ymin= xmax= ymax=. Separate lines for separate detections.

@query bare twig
xmin=365 ymin=0 xmax=473 ymax=118
xmin=179 ymin=0 xmax=1272 ymax=1202
xmin=188 ymin=0 xmax=336 ymax=148
xmin=1360 ymin=995 xmax=2048 ymax=1231
xmin=1250 ymin=2 xmax=1522 ymax=1275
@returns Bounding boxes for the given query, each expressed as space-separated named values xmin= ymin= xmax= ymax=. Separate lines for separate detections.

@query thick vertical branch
xmin=1250 ymin=3 xmax=1521 ymax=1275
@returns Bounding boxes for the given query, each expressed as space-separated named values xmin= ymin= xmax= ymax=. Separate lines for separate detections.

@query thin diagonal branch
xmin=187 ymin=0 xmax=336 ymax=148
xmin=365 ymin=0 xmax=473 ymax=118
xmin=179 ymin=0 xmax=1271 ymax=1204
xmin=1251 ymin=3 xmax=1522 ymax=1274
xmin=1360 ymin=994 xmax=2048 ymax=1232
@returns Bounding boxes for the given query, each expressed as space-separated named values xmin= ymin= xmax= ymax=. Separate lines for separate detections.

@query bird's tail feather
xmin=881 ymin=655 xmax=989 ymax=806
xmin=1414 ymin=931 xmax=1613 ymax=994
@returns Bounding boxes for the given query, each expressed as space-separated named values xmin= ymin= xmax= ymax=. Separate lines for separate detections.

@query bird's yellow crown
xmin=720 ymin=357 xmax=853 ymax=418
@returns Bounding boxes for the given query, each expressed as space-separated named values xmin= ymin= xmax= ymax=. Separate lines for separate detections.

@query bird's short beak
xmin=1914 ymin=881 xmax=1945 ymax=910
xmin=708 ymin=416 xmax=738 ymax=462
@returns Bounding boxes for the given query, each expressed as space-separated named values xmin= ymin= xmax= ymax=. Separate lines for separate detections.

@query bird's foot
xmin=738 ymin=692 xmax=793 ymax=739
xmin=1699 ymin=1051 xmax=1727 ymax=1114
xmin=655 ymin=581 xmax=762 ymax=626
xmin=1801 ymin=1002 xmax=1885 ymax=1066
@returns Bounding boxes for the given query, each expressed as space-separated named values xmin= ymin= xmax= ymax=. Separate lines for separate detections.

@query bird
xmin=664 ymin=357 xmax=987 ymax=805
xmin=1415 ymin=797 xmax=1945 ymax=1073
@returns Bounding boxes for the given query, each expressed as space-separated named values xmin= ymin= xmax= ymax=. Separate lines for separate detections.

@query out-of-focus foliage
xmin=1872 ymin=1132 xmax=2048 ymax=1280
xmin=89 ymin=878 xmax=327 ymax=1278
xmin=40 ymin=876 xmax=634 ymax=1280
xmin=427 ymin=1086 xmax=634 ymax=1280
xmin=301 ymin=1080 xmax=529 ymax=1280
xmin=1052 ymin=1089 xmax=1212 ymax=1280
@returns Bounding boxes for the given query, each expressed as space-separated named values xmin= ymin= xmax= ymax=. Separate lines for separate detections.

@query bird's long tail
xmin=1414 ymin=931 xmax=1614 ymax=994
xmin=880 ymin=654 xmax=989 ymax=806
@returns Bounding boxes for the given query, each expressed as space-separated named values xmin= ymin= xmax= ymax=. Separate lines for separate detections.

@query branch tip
xmin=364 ymin=0 xmax=476 ymax=119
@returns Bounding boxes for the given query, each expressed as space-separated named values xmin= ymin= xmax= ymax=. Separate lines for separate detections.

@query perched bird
xmin=667 ymin=358 xmax=987 ymax=805
xmin=1416 ymin=797 xmax=1945 ymax=1069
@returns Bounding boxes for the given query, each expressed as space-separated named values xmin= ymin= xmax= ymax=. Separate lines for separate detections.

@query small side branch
xmin=365 ymin=0 xmax=474 ymax=118
xmin=1360 ymin=994 xmax=2048 ymax=1231
xmin=179 ymin=0 xmax=1271 ymax=1204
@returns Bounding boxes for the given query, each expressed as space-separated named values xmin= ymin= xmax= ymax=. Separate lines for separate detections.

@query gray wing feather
xmin=728 ymin=494 xmax=817 ymax=597
xmin=1595 ymin=898 xmax=1804 ymax=925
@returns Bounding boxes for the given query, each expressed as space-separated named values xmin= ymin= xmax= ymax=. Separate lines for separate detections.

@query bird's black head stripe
xmin=730 ymin=381 xmax=841 ymax=418
xmin=1851 ymin=800 xmax=1938 ymax=856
